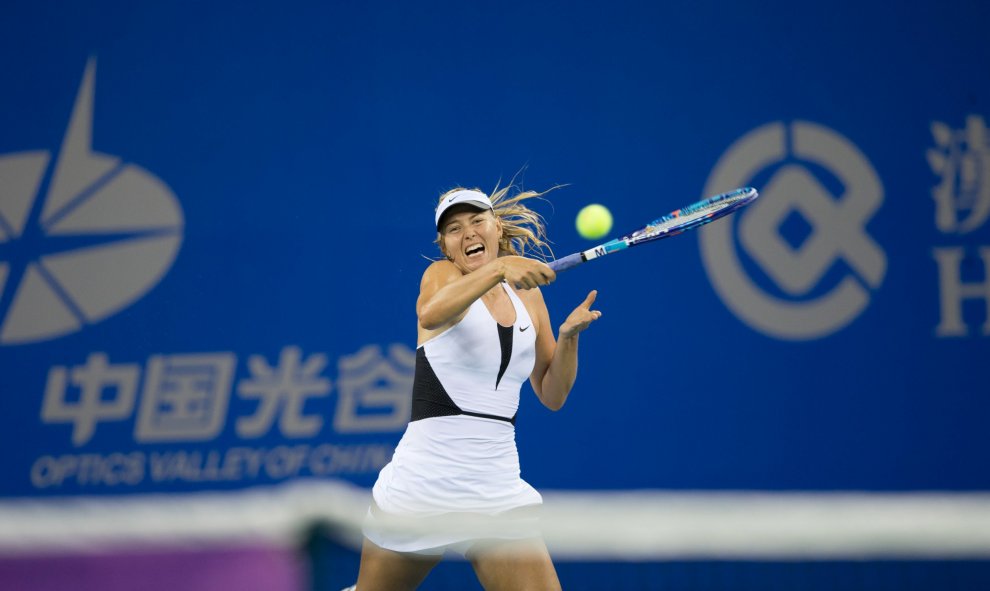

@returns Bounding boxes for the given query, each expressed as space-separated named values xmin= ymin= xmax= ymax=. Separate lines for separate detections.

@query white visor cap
xmin=435 ymin=189 xmax=493 ymax=231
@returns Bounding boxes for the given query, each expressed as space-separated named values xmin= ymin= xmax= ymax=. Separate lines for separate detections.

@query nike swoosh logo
xmin=448 ymin=195 xmax=457 ymax=202
xmin=519 ymin=325 xmax=530 ymax=332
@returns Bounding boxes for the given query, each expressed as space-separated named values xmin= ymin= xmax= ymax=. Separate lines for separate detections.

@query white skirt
xmin=364 ymin=416 xmax=543 ymax=554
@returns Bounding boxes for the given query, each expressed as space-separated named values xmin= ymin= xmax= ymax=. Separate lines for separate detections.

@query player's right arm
xmin=417 ymin=257 xmax=554 ymax=337
xmin=417 ymin=260 xmax=498 ymax=335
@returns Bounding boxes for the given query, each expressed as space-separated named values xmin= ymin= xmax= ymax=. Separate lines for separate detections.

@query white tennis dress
xmin=364 ymin=283 xmax=542 ymax=554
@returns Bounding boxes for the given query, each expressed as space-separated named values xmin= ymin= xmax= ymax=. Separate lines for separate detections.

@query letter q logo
xmin=699 ymin=121 xmax=886 ymax=340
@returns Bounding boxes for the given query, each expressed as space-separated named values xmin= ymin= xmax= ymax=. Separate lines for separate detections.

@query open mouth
xmin=465 ymin=244 xmax=486 ymax=258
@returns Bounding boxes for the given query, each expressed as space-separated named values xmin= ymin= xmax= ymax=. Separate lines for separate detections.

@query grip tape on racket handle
xmin=548 ymin=253 xmax=585 ymax=272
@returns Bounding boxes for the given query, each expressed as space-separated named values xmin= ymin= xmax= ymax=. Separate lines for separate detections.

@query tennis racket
xmin=549 ymin=187 xmax=759 ymax=272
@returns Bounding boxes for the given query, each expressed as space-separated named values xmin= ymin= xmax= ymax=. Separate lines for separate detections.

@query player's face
xmin=441 ymin=208 xmax=501 ymax=273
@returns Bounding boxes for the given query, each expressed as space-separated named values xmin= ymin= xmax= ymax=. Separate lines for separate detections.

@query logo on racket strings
xmin=699 ymin=121 xmax=885 ymax=340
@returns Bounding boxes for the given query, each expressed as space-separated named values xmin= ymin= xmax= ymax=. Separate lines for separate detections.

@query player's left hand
xmin=559 ymin=290 xmax=601 ymax=339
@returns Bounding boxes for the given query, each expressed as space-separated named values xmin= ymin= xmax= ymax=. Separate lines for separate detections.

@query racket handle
xmin=548 ymin=253 xmax=585 ymax=272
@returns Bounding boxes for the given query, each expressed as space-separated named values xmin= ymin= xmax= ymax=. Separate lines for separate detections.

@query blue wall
xmin=1 ymin=0 xmax=988 ymax=498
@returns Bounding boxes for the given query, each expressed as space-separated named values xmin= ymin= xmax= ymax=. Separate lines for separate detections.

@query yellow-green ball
xmin=576 ymin=204 xmax=613 ymax=240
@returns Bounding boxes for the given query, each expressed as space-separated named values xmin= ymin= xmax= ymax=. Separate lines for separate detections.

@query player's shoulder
xmin=423 ymin=258 xmax=459 ymax=275
xmin=420 ymin=259 xmax=461 ymax=285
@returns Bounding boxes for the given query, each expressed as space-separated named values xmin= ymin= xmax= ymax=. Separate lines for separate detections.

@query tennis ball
xmin=576 ymin=204 xmax=613 ymax=240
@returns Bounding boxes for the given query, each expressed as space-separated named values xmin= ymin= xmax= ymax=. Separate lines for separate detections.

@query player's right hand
xmin=499 ymin=256 xmax=556 ymax=290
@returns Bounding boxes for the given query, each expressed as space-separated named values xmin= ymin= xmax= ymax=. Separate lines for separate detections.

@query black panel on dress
xmin=495 ymin=324 xmax=513 ymax=389
xmin=411 ymin=348 xmax=516 ymax=425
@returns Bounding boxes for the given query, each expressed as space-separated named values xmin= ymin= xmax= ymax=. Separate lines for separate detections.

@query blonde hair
xmin=435 ymin=183 xmax=555 ymax=260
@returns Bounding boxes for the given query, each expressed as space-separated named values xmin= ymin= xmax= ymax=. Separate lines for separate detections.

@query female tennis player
xmin=353 ymin=186 xmax=601 ymax=590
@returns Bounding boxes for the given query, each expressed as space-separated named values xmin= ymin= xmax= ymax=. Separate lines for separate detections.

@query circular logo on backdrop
xmin=698 ymin=121 xmax=885 ymax=340
xmin=0 ymin=59 xmax=183 ymax=345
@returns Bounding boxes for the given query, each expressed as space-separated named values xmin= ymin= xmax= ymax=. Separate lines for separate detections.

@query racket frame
xmin=549 ymin=187 xmax=758 ymax=272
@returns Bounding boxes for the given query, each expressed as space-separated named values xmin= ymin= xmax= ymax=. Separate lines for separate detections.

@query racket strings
xmin=637 ymin=196 xmax=747 ymax=240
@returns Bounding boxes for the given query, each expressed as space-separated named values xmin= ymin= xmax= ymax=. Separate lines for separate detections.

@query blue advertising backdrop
xmin=0 ymin=0 xmax=988 ymax=499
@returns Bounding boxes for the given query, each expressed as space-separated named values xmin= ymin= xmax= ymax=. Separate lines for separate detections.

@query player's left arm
xmin=527 ymin=289 xmax=601 ymax=410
